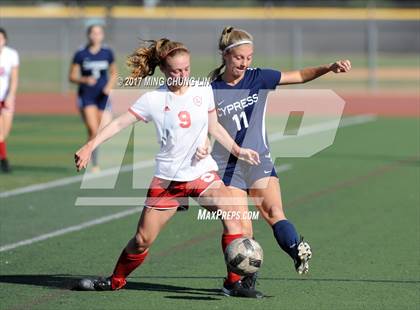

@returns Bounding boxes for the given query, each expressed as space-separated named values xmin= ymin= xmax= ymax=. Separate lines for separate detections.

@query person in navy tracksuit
xmin=69 ymin=24 xmax=117 ymax=171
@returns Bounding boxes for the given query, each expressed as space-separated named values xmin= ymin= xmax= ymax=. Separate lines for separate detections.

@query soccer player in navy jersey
xmin=196 ymin=26 xmax=351 ymax=296
xmin=69 ymin=24 xmax=117 ymax=172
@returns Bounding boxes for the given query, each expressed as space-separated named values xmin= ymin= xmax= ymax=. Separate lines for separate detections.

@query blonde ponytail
xmin=209 ymin=26 xmax=253 ymax=81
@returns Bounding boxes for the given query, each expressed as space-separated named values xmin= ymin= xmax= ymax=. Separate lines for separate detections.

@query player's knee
xmin=241 ymin=222 xmax=253 ymax=238
xmin=88 ymin=128 xmax=98 ymax=139
xmin=222 ymin=218 xmax=242 ymax=235
xmin=263 ymin=205 xmax=286 ymax=222
xmin=134 ymin=232 xmax=152 ymax=252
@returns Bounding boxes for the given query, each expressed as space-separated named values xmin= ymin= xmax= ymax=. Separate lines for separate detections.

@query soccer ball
xmin=224 ymin=238 xmax=263 ymax=275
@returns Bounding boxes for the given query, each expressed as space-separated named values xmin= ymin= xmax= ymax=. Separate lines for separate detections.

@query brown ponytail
xmin=127 ymin=38 xmax=189 ymax=79
xmin=0 ymin=27 xmax=8 ymax=42
xmin=209 ymin=26 xmax=253 ymax=81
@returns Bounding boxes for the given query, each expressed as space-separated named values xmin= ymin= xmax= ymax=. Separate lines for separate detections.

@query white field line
xmin=0 ymin=207 xmax=143 ymax=252
xmin=0 ymin=160 xmax=155 ymax=199
xmin=0 ymin=164 xmax=293 ymax=252
xmin=269 ymin=114 xmax=377 ymax=142
xmin=0 ymin=115 xmax=376 ymax=199
xmin=73 ymin=164 xmax=293 ymax=206
xmin=0 ymin=115 xmax=376 ymax=252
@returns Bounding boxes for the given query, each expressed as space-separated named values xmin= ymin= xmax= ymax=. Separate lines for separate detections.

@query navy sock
xmin=272 ymin=220 xmax=299 ymax=260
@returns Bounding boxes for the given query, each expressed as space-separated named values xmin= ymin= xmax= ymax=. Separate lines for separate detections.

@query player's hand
xmin=237 ymin=148 xmax=260 ymax=165
xmin=329 ymin=60 xmax=351 ymax=73
xmin=74 ymin=143 xmax=93 ymax=172
xmin=195 ymin=138 xmax=212 ymax=161
xmin=102 ymin=85 xmax=112 ymax=95
xmin=195 ymin=145 xmax=211 ymax=161
xmin=83 ymin=76 xmax=97 ymax=86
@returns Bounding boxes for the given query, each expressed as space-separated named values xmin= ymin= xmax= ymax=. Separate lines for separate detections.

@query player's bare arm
xmin=279 ymin=59 xmax=351 ymax=85
xmin=68 ymin=63 xmax=96 ymax=86
xmin=208 ymin=110 xmax=260 ymax=165
xmin=75 ymin=111 xmax=137 ymax=171
xmin=4 ymin=66 xmax=18 ymax=108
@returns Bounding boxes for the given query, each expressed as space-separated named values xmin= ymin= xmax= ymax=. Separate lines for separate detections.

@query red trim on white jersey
xmin=128 ymin=107 xmax=148 ymax=123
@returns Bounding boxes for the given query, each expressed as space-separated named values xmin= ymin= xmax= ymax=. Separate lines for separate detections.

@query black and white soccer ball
xmin=224 ymin=238 xmax=263 ymax=276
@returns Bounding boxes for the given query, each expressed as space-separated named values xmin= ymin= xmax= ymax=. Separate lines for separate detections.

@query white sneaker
xmin=295 ymin=237 xmax=312 ymax=275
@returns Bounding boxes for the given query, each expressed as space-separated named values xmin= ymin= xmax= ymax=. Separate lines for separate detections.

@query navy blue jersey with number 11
xmin=210 ymin=68 xmax=282 ymax=189
xmin=211 ymin=68 xmax=281 ymax=189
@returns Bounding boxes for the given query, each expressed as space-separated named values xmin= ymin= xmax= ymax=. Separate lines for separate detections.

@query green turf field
xmin=0 ymin=115 xmax=419 ymax=309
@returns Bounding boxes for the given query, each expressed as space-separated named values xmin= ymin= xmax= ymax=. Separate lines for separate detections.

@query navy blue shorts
xmin=78 ymin=94 xmax=110 ymax=111
xmin=217 ymin=151 xmax=278 ymax=191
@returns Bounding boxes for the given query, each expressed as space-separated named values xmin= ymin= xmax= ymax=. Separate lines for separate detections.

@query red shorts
xmin=145 ymin=171 xmax=222 ymax=210
xmin=0 ymin=101 xmax=4 ymax=114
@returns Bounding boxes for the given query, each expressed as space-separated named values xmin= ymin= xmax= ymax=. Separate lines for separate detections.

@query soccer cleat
xmin=222 ymin=279 xmax=264 ymax=298
xmin=75 ymin=277 xmax=113 ymax=291
xmin=294 ymin=237 xmax=312 ymax=275
xmin=1 ymin=159 xmax=11 ymax=173
xmin=241 ymin=272 xmax=259 ymax=290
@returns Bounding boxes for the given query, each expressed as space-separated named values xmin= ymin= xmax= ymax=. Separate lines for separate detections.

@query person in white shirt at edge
xmin=0 ymin=28 xmax=19 ymax=173
xmin=74 ymin=38 xmax=263 ymax=298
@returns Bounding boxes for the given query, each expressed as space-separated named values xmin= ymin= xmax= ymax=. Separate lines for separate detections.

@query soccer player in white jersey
xmin=74 ymin=38 xmax=263 ymax=298
xmin=0 ymin=28 xmax=19 ymax=173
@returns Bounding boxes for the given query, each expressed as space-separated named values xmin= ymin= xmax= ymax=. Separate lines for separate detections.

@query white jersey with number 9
xmin=129 ymin=84 xmax=218 ymax=181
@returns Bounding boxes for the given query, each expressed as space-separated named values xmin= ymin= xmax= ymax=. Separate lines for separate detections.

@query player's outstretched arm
xmin=208 ymin=110 xmax=260 ymax=165
xmin=68 ymin=63 xmax=96 ymax=86
xmin=74 ymin=111 xmax=138 ymax=171
xmin=5 ymin=65 xmax=18 ymax=108
xmin=279 ymin=59 xmax=351 ymax=85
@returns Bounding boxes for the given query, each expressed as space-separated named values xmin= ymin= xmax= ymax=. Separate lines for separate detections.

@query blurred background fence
xmin=0 ymin=1 xmax=419 ymax=94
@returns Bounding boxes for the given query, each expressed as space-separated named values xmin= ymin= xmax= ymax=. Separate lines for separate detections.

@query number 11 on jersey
xmin=232 ymin=111 xmax=249 ymax=131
